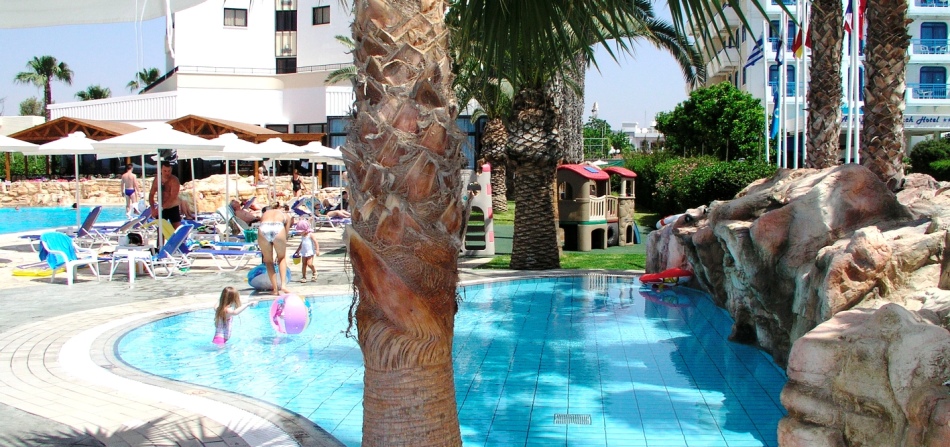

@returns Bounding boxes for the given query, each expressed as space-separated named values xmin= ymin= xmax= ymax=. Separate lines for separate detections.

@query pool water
xmin=118 ymin=276 xmax=787 ymax=447
xmin=0 ymin=206 xmax=128 ymax=234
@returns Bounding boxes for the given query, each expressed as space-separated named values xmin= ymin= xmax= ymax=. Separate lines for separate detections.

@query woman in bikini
xmin=257 ymin=204 xmax=292 ymax=295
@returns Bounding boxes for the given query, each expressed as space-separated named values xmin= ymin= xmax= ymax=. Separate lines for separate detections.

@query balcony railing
xmin=768 ymin=37 xmax=793 ymax=52
xmin=770 ymin=0 xmax=797 ymax=4
xmin=916 ymin=0 xmax=949 ymax=6
xmin=908 ymin=83 xmax=949 ymax=99
xmin=769 ymin=81 xmax=798 ymax=97
xmin=912 ymin=39 xmax=949 ymax=54
xmin=606 ymin=196 xmax=618 ymax=221
xmin=589 ymin=196 xmax=607 ymax=222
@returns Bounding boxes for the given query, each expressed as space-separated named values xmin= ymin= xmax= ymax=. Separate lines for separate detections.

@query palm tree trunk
xmin=560 ymin=52 xmax=587 ymax=164
xmin=347 ymin=0 xmax=463 ymax=445
xmin=806 ymin=0 xmax=845 ymax=169
xmin=481 ymin=118 xmax=509 ymax=212
xmin=861 ymin=0 xmax=909 ymax=190
xmin=508 ymin=86 xmax=561 ymax=270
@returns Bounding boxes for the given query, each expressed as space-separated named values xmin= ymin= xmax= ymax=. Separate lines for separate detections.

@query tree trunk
xmin=481 ymin=117 xmax=509 ymax=212
xmin=806 ymin=0 xmax=844 ymax=169
xmin=861 ymin=0 xmax=909 ymax=191
xmin=347 ymin=0 xmax=463 ymax=445
xmin=560 ymin=52 xmax=587 ymax=164
xmin=508 ymin=86 xmax=561 ymax=270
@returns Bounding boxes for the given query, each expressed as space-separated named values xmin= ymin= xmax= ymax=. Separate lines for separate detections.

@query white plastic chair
xmin=38 ymin=232 xmax=100 ymax=285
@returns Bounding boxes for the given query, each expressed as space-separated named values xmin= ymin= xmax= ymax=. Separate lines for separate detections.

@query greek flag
xmin=744 ymin=35 xmax=765 ymax=69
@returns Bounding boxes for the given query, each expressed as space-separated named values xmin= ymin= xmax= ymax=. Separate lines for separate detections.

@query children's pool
xmin=118 ymin=275 xmax=787 ymax=447
xmin=0 ymin=206 xmax=127 ymax=234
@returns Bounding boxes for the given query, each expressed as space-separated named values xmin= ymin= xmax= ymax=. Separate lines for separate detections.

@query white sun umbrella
xmin=37 ymin=132 xmax=98 ymax=228
xmin=300 ymin=142 xmax=345 ymax=205
xmin=94 ymin=124 xmax=224 ymax=245
xmin=251 ymin=138 xmax=309 ymax=204
xmin=0 ymin=134 xmax=38 ymax=152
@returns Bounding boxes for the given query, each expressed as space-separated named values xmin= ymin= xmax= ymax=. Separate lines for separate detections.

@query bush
xmin=909 ymin=138 xmax=950 ymax=179
xmin=627 ymin=151 xmax=777 ymax=215
xmin=930 ymin=159 xmax=950 ymax=181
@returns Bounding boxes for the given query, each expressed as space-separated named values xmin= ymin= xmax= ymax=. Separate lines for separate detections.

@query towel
xmin=39 ymin=233 xmax=77 ymax=269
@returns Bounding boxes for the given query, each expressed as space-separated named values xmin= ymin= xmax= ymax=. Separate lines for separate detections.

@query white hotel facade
xmin=47 ymin=0 xmax=478 ymax=168
xmin=698 ymin=0 xmax=950 ymax=165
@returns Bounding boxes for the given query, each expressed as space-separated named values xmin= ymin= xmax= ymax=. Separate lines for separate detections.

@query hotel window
xmin=313 ymin=6 xmax=330 ymax=25
xmin=224 ymin=8 xmax=247 ymax=27
xmin=294 ymin=123 xmax=328 ymax=134
xmin=276 ymin=57 xmax=297 ymax=74
xmin=276 ymin=10 xmax=297 ymax=31
xmin=265 ymin=124 xmax=290 ymax=133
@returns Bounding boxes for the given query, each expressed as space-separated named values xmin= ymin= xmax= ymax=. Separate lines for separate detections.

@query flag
xmin=769 ymin=87 xmax=781 ymax=140
xmin=791 ymin=26 xmax=811 ymax=58
xmin=844 ymin=0 xmax=866 ymax=38
xmin=744 ymin=35 xmax=764 ymax=69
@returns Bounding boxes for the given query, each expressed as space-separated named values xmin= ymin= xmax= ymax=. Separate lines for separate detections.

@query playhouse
xmin=460 ymin=163 xmax=495 ymax=257
xmin=556 ymin=164 xmax=617 ymax=251
xmin=602 ymin=166 xmax=638 ymax=245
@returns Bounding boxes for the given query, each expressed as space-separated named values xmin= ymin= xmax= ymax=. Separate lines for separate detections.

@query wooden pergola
xmin=167 ymin=114 xmax=325 ymax=144
xmin=6 ymin=117 xmax=143 ymax=180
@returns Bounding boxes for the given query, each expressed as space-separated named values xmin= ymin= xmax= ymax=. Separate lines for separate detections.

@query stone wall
xmin=645 ymin=165 xmax=950 ymax=445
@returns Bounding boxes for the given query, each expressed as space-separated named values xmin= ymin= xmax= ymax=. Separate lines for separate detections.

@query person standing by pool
xmin=258 ymin=203 xmax=292 ymax=295
xmin=213 ymin=286 xmax=256 ymax=345
xmin=148 ymin=162 xmax=182 ymax=229
xmin=292 ymin=220 xmax=321 ymax=282
xmin=291 ymin=170 xmax=302 ymax=198
xmin=120 ymin=163 xmax=139 ymax=218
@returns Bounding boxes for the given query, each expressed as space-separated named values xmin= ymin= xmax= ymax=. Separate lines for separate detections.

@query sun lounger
xmin=185 ymin=241 xmax=261 ymax=271
xmin=21 ymin=206 xmax=105 ymax=251
xmin=106 ymin=224 xmax=194 ymax=280
xmin=38 ymin=232 xmax=100 ymax=285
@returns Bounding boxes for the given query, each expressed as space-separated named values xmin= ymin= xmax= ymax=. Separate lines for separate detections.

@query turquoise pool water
xmin=0 ymin=206 xmax=128 ymax=234
xmin=118 ymin=276 xmax=787 ymax=447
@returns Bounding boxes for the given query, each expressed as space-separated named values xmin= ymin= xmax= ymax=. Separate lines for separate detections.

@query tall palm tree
xmin=451 ymin=0 xmax=657 ymax=270
xmin=75 ymin=85 xmax=111 ymax=101
xmin=126 ymin=67 xmax=161 ymax=93
xmin=805 ymin=0 xmax=844 ymax=169
xmin=346 ymin=0 xmax=464 ymax=445
xmin=861 ymin=0 xmax=909 ymax=190
xmin=13 ymin=55 xmax=73 ymax=121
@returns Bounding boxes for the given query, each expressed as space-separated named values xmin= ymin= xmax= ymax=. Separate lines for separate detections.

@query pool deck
xmin=0 ymin=228 xmax=628 ymax=446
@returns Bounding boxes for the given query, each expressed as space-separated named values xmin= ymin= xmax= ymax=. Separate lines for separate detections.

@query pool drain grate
xmin=554 ymin=414 xmax=592 ymax=425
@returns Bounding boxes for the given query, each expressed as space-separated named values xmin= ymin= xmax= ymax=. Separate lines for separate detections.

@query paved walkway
xmin=0 ymin=228 xmax=531 ymax=446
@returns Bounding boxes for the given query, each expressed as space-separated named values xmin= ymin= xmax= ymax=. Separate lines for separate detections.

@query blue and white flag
xmin=769 ymin=87 xmax=781 ymax=140
xmin=744 ymin=35 xmax=764 ymax=69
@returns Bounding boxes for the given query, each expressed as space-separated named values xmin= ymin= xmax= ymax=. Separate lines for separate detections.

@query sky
xmin=0 ymin=15 xmax=690 ymax=132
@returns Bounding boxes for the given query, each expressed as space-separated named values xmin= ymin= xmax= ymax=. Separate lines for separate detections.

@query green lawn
xmin=475 ymin=201 xmax=654 ymax=270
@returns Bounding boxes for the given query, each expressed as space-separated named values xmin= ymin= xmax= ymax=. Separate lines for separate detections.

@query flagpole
xmin=802 ymin=1 xmax=810 ymax=166
xmin=844 ymin=0 xmax=855 ymax=164
xmin=778 ymin=11 xmax=787 ymax=168
xmin=763 ymin=21 xmax=770 ymax=164
xmin=793 ymin=2 xmax=802 ymax=169
xmin=853 ymin=0 xmax=862 ymax=164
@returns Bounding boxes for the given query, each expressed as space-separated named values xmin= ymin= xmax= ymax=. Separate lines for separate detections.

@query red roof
xmin=603 ymin=166 xmax=637 ymax=178
xmin=558 ymin=164 xmax=609 ymax=181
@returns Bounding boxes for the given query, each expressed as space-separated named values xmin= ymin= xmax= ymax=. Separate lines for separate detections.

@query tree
xmin=347 ymin=0 xmax=464 ymax=445
xmin=655 ymin=82 xmax=765 ymax=161
xmin=19 ymin=97 xmax=43 ymax=116
xmin=13 ymin=55 xmax=73 ymax=121
xmin=805 ymin=0 xmax=844 ymax=169
xmin=583 ymin=117 xmax=633 ymax=159
xmin=127 ymin=67 xmax=161 ymax=93
xmin=325 ymin=35 xmax=357 ymax=85
xmin=861 ymin=0 xmax=909 ymax=190
xmin=75 ymin=85 xmax=111 ymax=101
xmin=451 ymin=0 xmax=648 ymax=270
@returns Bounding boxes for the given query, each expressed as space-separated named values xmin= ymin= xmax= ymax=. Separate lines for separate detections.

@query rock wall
xmin=645 ymin=164 xmax=950 ymax=445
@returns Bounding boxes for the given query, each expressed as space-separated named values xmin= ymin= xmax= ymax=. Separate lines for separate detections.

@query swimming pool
xmin=0 ymin=206 xmax=128 ymax=234
xmin=118 ymin=275 xmax=787 ymax=447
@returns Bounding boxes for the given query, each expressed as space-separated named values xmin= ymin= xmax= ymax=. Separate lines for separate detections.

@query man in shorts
xmin=148 ymin=162 xmax=183 ymax=229
xmin=120 ymin=163 xmax=140 ymax=218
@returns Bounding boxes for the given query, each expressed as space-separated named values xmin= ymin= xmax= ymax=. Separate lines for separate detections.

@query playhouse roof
xmin=558 ymin=164 xmax=609 ymax=180
xmin=603 ymin=166 xmax=638 ymax=178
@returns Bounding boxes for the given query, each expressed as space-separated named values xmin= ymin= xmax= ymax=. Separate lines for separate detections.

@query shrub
xmin=929 ymin=159 xmax=950 ymax=181
xmin=909 ymin=138 xmax=950 ymax=179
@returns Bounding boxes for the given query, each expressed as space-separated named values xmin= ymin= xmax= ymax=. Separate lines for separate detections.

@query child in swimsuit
xmin=293 ymin=220 xmax=321 ymax=282
xmin=213 ymin=286 xmax=256 ymax=345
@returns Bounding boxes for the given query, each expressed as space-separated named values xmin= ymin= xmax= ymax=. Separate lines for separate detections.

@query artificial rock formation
xmin=646 ymin=164 xmax=950 ymax=445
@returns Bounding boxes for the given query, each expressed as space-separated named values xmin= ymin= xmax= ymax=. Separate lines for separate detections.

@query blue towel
xmin=38 ymin=232 xmax=77 ymax=269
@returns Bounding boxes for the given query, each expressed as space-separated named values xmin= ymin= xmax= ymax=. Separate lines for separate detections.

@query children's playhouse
xmin=556 ymin=163 xmax=637 ymax=251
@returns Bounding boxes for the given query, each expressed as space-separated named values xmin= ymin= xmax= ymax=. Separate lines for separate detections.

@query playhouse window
xmin=559 ymin=182 xmax=574 ymax=200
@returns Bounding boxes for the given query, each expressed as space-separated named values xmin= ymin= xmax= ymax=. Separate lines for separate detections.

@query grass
xmin=477 ymin=253 xmax=646 ymax=270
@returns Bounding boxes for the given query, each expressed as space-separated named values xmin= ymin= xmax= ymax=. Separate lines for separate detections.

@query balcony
xmin=909 ymin=0 xmax=950 ymax=16
xmin=910 ymin=39 xmax=950 ymax=59
xmin=706 ymin=46 xmax=740 ymax=79
xmin=908 ymin=83 xmax=949 ymax=100
xmin=769 ymin=81 xmax=798 ymax=97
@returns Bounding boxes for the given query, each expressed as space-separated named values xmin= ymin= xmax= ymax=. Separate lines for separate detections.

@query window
xmin=769 ymin=64 xmax=797 ymax=96
xmin=768 ymin=20 xmax=796 ymax=51
xmin=265 ymin=124 xmax=290 ymax=133
xmin=224 ymin=8 xmax=247 ymax=27
xmin=313 ymin=6 xmax=330 ymax=25
xmin=276 ymin=57 xmax=297 ymax=74
xmin=294 ymin=123 xmax=328 ymax=134
xmin=921 ymin=22 xmax=948 ymax=54
xmin=742 ymin=66 xmax=747 ymax=85
xmin=920 ymin=66 xmax=947 ymax=98
xmin=276 ymin=10 xmax=297 ymax=31
xmin=276 ymin=31 xmax=297 ymax=56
